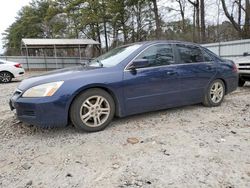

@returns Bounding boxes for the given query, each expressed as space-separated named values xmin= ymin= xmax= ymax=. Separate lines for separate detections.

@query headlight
xmin=22 ymin=81 xmax=64 ymax=98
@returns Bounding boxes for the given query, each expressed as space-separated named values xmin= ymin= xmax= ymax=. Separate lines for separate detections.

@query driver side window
xmin=136 ymin=44 xmax=174 ymax=67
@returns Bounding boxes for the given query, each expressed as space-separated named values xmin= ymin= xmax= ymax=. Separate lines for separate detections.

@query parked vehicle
xmin=231 ymin=53 xmax=250 ymax=87
xmin=0 ymin=60 xmax=25 ymax=83
xmin=10 ymin=41 xmax=238 ymax=132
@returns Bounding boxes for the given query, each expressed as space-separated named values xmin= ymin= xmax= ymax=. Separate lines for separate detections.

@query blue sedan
xmin=10 ymin=41 xmax=238 ymax=132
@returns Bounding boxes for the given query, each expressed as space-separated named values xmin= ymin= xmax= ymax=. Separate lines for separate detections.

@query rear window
xmin=176 ymin=44 xmax=204 ymax=63
xmin=203 ymin=48 xmax=222 ymax=62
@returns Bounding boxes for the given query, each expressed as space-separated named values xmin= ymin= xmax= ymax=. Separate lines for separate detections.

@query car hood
xmin=228 ymin=57 xmax=250 ymax=64
xmin=18 ymin=66 xmax=102 ymax=91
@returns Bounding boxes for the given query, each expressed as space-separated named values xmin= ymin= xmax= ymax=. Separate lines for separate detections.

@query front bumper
xmin=239 ymin=73 xmax=250 ymax=81
xmin=9 ymin=90 xmax=69 ymax=128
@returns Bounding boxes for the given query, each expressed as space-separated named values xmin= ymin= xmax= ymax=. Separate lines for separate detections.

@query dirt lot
xmin=0 ymin=72 xmax=250 ymax=188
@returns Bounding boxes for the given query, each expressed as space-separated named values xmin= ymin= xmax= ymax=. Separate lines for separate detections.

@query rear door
xmin=175 ymin=44 xmax=217 ymax=104
xmin=123 ymin=43 xmax=181 ymax=115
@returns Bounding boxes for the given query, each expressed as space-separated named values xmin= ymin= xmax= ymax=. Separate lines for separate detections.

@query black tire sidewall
xmin=206 ymin=79 xmax=225 ymax=107
xmin=70 ymin=89 xmax=115 ymax=132
xmin=238 ymin=78 xmax=245 ymax=87
xmin=0 ymin=72 xmax=12 ymax=83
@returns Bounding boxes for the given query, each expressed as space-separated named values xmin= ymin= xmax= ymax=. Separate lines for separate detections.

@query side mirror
xmin=243 ymin=52 xmax=249 ymax=56
xmin=128 ymin=59 xmax=150 ymax=70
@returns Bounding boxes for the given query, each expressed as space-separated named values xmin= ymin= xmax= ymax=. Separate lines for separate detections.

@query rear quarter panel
xmin=216 ymin=61 xmax=238 ymax=94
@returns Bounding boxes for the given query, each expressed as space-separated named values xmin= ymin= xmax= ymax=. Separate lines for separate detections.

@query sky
xmin=0 ymin=0 xmax=31 ymax=54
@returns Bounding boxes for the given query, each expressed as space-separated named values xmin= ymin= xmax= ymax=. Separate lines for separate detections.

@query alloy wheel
xmin=80 ymin=95 xmax=111 ymax=127
xmin=210 ymin=82 xmax=224 ymax=104
xmin=0 ymin=72 xmax=12 ymax=83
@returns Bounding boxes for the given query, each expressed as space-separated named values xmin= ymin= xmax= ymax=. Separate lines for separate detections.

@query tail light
xmin=14 ymin=63 xmax=22 ymax=68
xmin=232 ymin=63 xmax=238 ymax=72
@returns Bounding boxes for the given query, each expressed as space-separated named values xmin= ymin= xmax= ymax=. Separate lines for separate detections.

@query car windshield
xmin=89 ymin=44 xmax=142 ymax=67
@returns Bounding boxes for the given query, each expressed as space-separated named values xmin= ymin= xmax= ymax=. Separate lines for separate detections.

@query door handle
xmin=166 ymin=71 xmax=177 ymax=76
xmin=206 ymin=66 xmax=212 ymax=70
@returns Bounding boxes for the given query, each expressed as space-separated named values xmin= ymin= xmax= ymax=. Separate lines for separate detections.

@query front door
xmin=123 ymin=43 xmax=181 ymax=115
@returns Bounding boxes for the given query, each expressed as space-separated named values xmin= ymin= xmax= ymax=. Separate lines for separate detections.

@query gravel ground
xmin=0 ymin=72 xmax=250 ymax=188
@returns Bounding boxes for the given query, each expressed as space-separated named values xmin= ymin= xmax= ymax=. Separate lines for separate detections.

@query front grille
xmin=239 ymin=68 xmax=250 ymax=70
xmin=238 ymin=61 xmax=250 ymax=71
xmin=239 ymin=63 xmax=250 ymax=66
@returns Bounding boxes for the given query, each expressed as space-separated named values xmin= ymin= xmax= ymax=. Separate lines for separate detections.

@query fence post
xmin=25 ymin=46 xmax=30 ymax=71
xmin=54 ymin=45 xmax=58 ymax=69
xmin=218 ymin=41 xmax=221 ymax=56
xmin=44 ymin=55 xmax=48 ymax=71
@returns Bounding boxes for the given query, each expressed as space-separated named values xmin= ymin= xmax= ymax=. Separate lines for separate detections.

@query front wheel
xmin=203 ymin=79 xmax=225 ymax=107
xmin=70 ymin=89 xmax=115 ymax=132
xmin=0 ymin=72 xmax=12 ymax=83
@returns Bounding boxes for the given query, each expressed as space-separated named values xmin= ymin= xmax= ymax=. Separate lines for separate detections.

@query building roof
xmin=22 ymin=38 xmax=99 ymax=48
xmin=203 ymin=39 xmax=250 ymax=47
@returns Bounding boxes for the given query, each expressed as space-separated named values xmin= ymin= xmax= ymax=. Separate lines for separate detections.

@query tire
xmin=0 ymin=71 xmax=12 ymax=83
xmin=238 ymin=78 xmax=245 ymax=87
xmin=203 ymin=79 xmax=225 ymax=107
xmin=70 ymin=88 xmax=115 ymax=132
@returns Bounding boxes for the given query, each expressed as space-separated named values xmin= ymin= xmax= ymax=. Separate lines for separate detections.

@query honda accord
xmin=10 ymin=41 xmax=238 ymax=132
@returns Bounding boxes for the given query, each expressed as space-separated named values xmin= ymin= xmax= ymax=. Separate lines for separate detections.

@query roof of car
xmin=125 ymin=40 xmax=201 ymax=47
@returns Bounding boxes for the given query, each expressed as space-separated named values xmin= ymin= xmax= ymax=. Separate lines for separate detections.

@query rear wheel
xmin=0 ymin=71 xmax=12 ymax=83
xmin=70 ymin=89 xmax=115 ymax=132
xmin=238 ymin=78 xmax=245 ymax=87
xmin=203 ymin=79 xmax=225 ymax=107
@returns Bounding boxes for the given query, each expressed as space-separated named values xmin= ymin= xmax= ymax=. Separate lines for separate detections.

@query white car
xmin=230 ymin=54 xmax=250 ymax=86
xmin=0 ymin=60 xmax=25 ymax=83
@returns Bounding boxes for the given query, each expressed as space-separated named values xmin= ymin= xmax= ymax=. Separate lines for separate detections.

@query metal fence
xmin=202 ymin=39 xmax=250 ymax=58
xmin=1 ymin=39 xmax=250 ymax=70
xmin=0 ymin=56 xmax=89 ymax=70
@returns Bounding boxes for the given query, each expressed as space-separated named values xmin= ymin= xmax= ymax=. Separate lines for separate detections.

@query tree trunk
xmin=102 ymin=0 xmax=108 ymax=52
xmin=200 ymin=0 xmax=206 ymax=43
xmin=131 ymin=12 xmax=136 ymax=43
xmin=244 ymin=0 xmax=250 ymax=38
xmin=188 ymin=0 xmax=200 ymax=42
xmin=136 ymin=3 xmax=142 ymax=41
xmin=112 ymin=22 xmax=118 ymax=47
xmin=221 ymin=0 xmax=242 ymax=36
xmin=95 ymin=23 xmax=101 ymax=56
xmin=122 ymin=21 xmax=128 ymax=44
xmin=238 ymin=0 xmax=242 ymax=26
xmin=152 ymin=0 xmax=161 ymax=39
xmin=90 ymin=24 xmax=97 ymax=57
xmin=177 ymin=0 xmax=186 ymax=32
xmin=121 ymin=0 xmax=128 ymax=44
xmin=196 ymin=1 xmax=200 ymax=42
xmin=192 ymin=5 xmax=196 ymax=42
xmin=103 ymin=20 xmax=108 ymax=52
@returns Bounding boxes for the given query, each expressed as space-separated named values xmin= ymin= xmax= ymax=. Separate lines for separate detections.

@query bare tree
xmin=176 ymin=0 xmax=186 ymax=32
xmin=152 ymin=0 xmax=161 ymax=39
xmin=245 ymin=0 xmax=250 ymax=38
xmin=188 ymin=0 xmax=200 ymax=42
xmin=221 ymin=0 xmax=250 ymax=38
xmin=200 ymin=0 xmax=206 ymax=43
